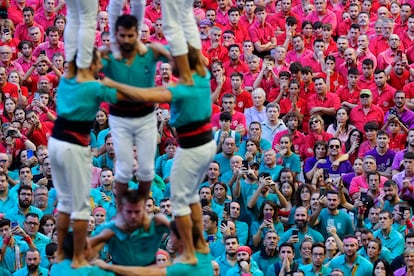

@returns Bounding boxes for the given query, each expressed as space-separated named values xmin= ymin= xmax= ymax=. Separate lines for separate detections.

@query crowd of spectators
xmin=0 ymin=0 xmax=413 ymax=275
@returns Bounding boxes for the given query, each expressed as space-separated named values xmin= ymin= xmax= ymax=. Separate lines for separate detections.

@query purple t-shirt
xmin=365 ymin=148 xmax=395 ymax=172
xmin=392 ymin=149 xmax=406 ymax=171
xmin=384 ymin=107 xmax=414 ymax=129
xmin=317 ymin=158 xmax=354 ymax=180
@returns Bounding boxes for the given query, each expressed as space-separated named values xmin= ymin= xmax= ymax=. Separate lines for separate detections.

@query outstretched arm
xmin=103 ymin=78 xmax=173 ymax=103
xmin=94 ymin=259 xmax=167 ymax=276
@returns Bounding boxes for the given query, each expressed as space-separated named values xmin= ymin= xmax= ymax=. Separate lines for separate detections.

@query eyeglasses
xmin=24 ymin=221 xmax=39 ymax=226
xmin=310 ymin=120 xmax=320 ymax=124
xmin=0 ymin=159 xmax=7 ymax=163
xmin=360 ymin=94 xmax=370 ymax=98
xmin=329 ymin=145 xmax=340 ymax=149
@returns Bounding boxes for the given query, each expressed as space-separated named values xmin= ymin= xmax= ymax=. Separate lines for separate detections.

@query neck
xmin=0 ymin=190 xmax=8 ymax=199
xmin=377 ymin=146 xmax=387 ymax=154
xmin=345 ymin=254 xmax=357 ymax=264
xmin=265 ymin=248 xmax=276 ymax=256
xmin=328 ymin=208 xmax=339 ymax=215
xmin=382 ymin=227 xmax=391 ymax=236
xmin=102 ymin=185 xmax=112 ymax=191
xmin=254 ymin=105 xmax=264 ymax=111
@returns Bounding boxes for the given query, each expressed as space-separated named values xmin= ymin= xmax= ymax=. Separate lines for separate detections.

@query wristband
xmin=23 ymin=235 xmax=31 ymax=243
xmin=3 ymin=237 xmax=10 ymax=245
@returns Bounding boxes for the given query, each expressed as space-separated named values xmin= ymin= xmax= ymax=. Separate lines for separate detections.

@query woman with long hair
xmin=345 ymin=128 xmax=363 ymax=164
xmin=299 ymin=115 xmax=333 ymax=160
xmin=372 ymin=258 xmax=393 ymax=276
xmin=250 ymin=200 xmax=284 ymax=248
xmin=327 ymin=107 xmax=356 ymax=144
xmin=1 ymin=97 xmax=17 ymax=123
xmin=243 ymin=138 xmax=263 ymax=164
xmin=91 ymin=108 xmax=110 ymax=156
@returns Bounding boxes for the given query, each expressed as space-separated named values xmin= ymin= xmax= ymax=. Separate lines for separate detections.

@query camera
xmin=6 ymin=129 xmax=18 ymax=138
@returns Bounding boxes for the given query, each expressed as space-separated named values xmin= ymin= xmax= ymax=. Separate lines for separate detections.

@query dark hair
xmin=115 ymin=14 xmax=138 ymax=32
xmin=294 ymin=184 xmax=314 ymax=207
xmin=332 ymin=108 xmax=351 ymax=132
xmin=23 ymin=7 xmax=34 ymax=15
xmin=39 ymin=214 xmax=56 ymax=236
xmin=279 ymin=242 xmax=295 ymax=252
xmin=372 ymin=258 xmax=393 ymax=276
xmin=203 ymin=210 xmax=218 ymax=225
xmin=17 ymin=40 xmax=33 ymax=51
xmin=121 ymin=189 xmax=146 ymax=204
xmin=18 ymin=185 xmax=32 ymax=195
xmin=258 ymin=200 xmax=279 ymax=222
xmin=0 ymin=218 xmax=11 ymax=228
xmin=92 ymin=108 xmax=109 ymax=136
xmin=313 ymin=140 xmax=328 ymax=157
xmin=345 ymin=129 xmax=363 ymax=152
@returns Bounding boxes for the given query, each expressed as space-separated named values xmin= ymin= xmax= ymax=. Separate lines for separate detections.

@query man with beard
xmin=10 ymin=166 xmax=38 ymax=198
xmin=286 ymin=35 xmax=313 ymax=64
xmin=374 ymin=210 xmax=405 ymax=261
xmin=215 ymin=235 xmax=240 ymax=276
xmin=337 ymin=48 xmax=360 ymax=80
xmin=370 ymin=18 xmax=395 ymax=56
xmin=331 ymin=36 xmax=348 ymax=70
xmin=13 ymin=248 xmax=48 ymax=276
xmin=310 ymin=190 xmax=354 ymax=240
xmin=252 ymin=230 xmax=280 ymax=276
xmin=267 ymin=242 xmax=297 ymax=275
xmin=357 ymin=228 xmax=392 ymax=262
xmin=101 ymin=14 xmax=169 ymax=209
xmin=214 ymin=137 xmax=236 ymax=176
xmin=89 ymin=190 xmax=170 ymax=266
xmin=226 ymin=246 xmax=263 ymax=275
xmin=377 ymin=34 xmax=403 ymax=70
xmin=155 ymin=63 xmax=178 ymax=87
xmin=356 ymin=35 xmax=377 ymax=70
xmin=90 ymin=168 xmax=115 ymax=208
xmin=382 ymin=180 xmax=403 ymax=214
xmin=300 ymin=243 xmax=332 ymax=275
xmin=227 ymin=201 xmax=249 ymax=246
xmin=372 ymin=69 xmax=397 ymax=113
xmin=329 ymin=235 xmax=373 ymax=275
xmin=385 ymin=58 xmax=414 ymax=91
xmin=5 ymin=186 xmax=43 ymax=227
xmin=223 ymin=45 xmax=249 ymax=77
xmin=279 ymin=206 xmax=324 ymax=258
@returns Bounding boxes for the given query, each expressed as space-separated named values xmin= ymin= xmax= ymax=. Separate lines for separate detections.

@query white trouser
xmin=161 ymin=0 xmax=201 ymax=56
xmin=108 ymin=113 xmax=157 ymax=183
xmin=64 ymin=0 xmax=98 ymax=68
xmin=108 ymin=0 xmax=146 ymax=43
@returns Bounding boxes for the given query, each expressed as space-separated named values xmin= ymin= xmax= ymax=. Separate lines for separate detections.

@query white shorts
xmin=49 ymin=137 xmax=92 ymax=220
xmin=170 ymin=140 xmax=216 ymax=216
xmin=109 ymin=113 xmax=157 ymax=183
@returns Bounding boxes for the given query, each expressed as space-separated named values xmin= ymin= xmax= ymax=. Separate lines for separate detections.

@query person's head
xmin=18 ymin=185 xmax=33 ymax=209
xmin=93 ymin=207 xmax=106 ymax=226
xmin=343 ymin=235 xmax=359 ymax=257
xmin=326 ymin=190 xmax=340 ymax=211
xmin=28 ymin=26 xmax=42 ymax=44
xmin=279 ymin=242 xmax=295 ymax=261
xmin=212 ymin=260 xmax=220 ymax=276
xmin=263 ymin=230 xmax=279 ymax=250
xmin=224 ymin=235 xmax=240 ymax=256
xmin=236 ymin=245 xmax=252 ymax=265
xmin=39 ymin=214 xmax=55 ymax=237
xmin=258 ymin=200 xmax=278 ymax=221
xmin=383 ymin=180 xmax=398 ymax=202
xmin=294 ymin=206 xmax=309 ymax=230
xmin=381 ymin=18 xmax=394 ymax=39
xmin=34 ymin=185 xmax=48 ymax=209
xmin=155 ymin=249 xmax=170 ymax=265
xmin=25 ymin=248 xmax=41 ymax=273
xmin=403 ymin=248 xmax=414 ymax=268
xmin=379 ymin=210 xmax=393 ymax=231
xmin=160 ymin=198 xmax=172 ymax=216
xmin=373 ymin=258 xmax=393 ymax=276
xmin=328 ymin=138 xmax=341 ymax=158
xmin=221 ymin=93 xmax=236 ymax=112
xmin=202 ymin=210 xmax=218 ymax=233
xmin=364 ymin=121 xmax=379 ymax=139
xmin=24 ymin=213 xmax=40 ymax=236
xmin=309 ymin=115 xmax=324 ymax=132
xmin=115 ymin=15 xmax=139 ymax=53
xmin=367 ymin=238 xmax=382 ymax=260
xmin=45 ymin=242 xmax=57 ymax=265
xmin=22 ymin=7 xmax=35 ymax=24
xmin=119 ymin=190 xmax=147 ymax=228
xmin=292 ymin=35 xmax=305 ymax=52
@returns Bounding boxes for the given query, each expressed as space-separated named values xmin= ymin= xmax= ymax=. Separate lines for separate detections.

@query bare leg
xmin=56 ymin=212 xmax=70 ymax=263
xmin=71 ymin=219 xmax=89 ymax=268
xmin=115 ymin=181 xmax=128 ymax=211
xmin=173 ymin=54 xmax=193 ymax=85
xmin=174 ymin=215 xmax=197 ymax=265
xmin=65 ymin=61 xmax=76 ymax=79
xmin=137 ymin=180 xmax=151 ymax=200
xmin=190 ymin=202 xmax=209 ymax=254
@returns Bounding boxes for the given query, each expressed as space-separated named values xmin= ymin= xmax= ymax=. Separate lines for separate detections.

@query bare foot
xmin=110 ymin=42 xmax=122 ymax=60
xmin=173 ymin=254 xmax=197 ymax=265
xmin=71 ymin=258 xmax=89 ymax=269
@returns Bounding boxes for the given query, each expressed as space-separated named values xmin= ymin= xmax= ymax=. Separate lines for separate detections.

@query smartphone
xmin=242 ymin=160 xmax=249 ymax=168
xmin=201 ymin=198 xmax=208 ymax=207
xmin=207 ymin=235 xmax=215 ymax=242
xmin=11 ymin=221 xmax=18 ymax=228
xmin=323 ymin=168 xmax=330 ymax=180
xmin=34 ymin=92 xmax=40 ymax=100
xmin=26 ymin=149 xmax=33 ymax=158
xmin=261 ymin=172 xmax=271 ymax=179
xmin=400 ymin=206 xmax=406 ymax=214
xmin=3 ymin=28 xmax=9 ymax=34
xmin=40 ymin=50 xmax=46 ymax=55
xmin=360 ymin=192 xmax=367 ymax=203
xmin=292 ymin=229 xmax=298 ymax=236
xmin=397 ymin=50 xmax=402 ymax=57
xmin=162 ymin=109 xmax=169 ymax=118
xmin=264 ymin=213 xmax=272 ymax=221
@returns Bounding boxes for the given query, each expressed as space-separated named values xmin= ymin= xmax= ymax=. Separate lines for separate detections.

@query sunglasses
xmin=311 ymin=120 xmax=320 ymax=124
xmin=329 ymin=145 xmax=340 ymax=149
xmin=360 ymin=94 xmax=370 ymax=98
